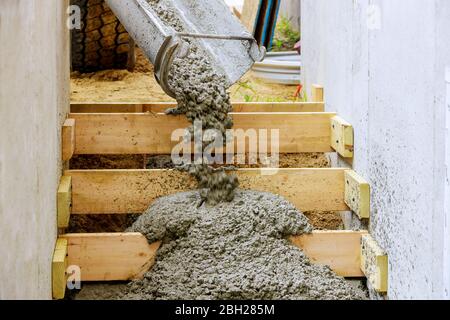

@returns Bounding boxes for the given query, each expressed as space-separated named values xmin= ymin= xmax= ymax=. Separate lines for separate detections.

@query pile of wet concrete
xmin=114 ymin=190 xmax=364 ymax=300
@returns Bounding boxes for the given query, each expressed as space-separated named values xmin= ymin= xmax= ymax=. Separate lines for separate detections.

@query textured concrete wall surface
xmin=444 ymin=66 xmax=450 ymax=299
xmin=0 ymin=0 xmax=70 ymax=299
xmin=302 ymin=0 xmax=450 ymax=299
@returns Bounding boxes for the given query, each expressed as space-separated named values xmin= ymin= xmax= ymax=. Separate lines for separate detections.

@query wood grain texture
xmin=62 ymin=119 xmax=75 ymax=161
xmin=344 ymin=170 xmax=370 ymax=219
xmin=62 ymin=233 xmax=161 ymax=281
xmin=65 ymin=168 xmax=349 ymax=214
xmin=361 ymin=234 xmax=388 ymax=293
xmin=61 ymin=231 xmax=365 ymax=281
xmin=331 ymin=116 xmax=354 ymax=158
xmin=52 ymin=239 xmax=68 ymax=299
xmin=240 ymin=0 xmax=261 ymax=32
xmin=70 ymin=102 xmax=325 ymax=113
xmin=311 ymin=84 xmax=324 ymax=102
xmin=57 ymin=176 xmax=72 ymax=228
xmin=69 ymin=112 xmax=335 ymax=154
xmin=291 ymin=230 xmax=367 ymax=277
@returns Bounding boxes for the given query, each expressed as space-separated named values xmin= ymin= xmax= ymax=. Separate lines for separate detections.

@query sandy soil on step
xmin=70 ymin=49 xmax=299 ymax=103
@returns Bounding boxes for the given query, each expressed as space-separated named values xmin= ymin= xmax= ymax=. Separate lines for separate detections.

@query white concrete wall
xmin=302 ymin=0 xmax=450 ymax=299
xmin=444 ymin=67 xmax=450 ymax=299
xmin=0 ymin=0 xmax=70 ymax=299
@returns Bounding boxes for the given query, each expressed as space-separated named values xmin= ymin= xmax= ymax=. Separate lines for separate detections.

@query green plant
xmin=244 ymin=94 xmax=255 ymax=102
xmin=263 ymin=96 xmax=285 ymax=103
xmin=272 ymin=16 xmax=300 ymax=52
xmin=234 ymin=80 xmax=257 ymax=102
xmin=234 ymin=80 xmax=257 ymax=94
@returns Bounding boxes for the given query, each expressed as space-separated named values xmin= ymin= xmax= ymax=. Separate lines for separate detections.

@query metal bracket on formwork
xmin=62 ymin=119 xmax=76 ymax=162
xmin=331 ymin=116 xmax=354 ymax=158
xmin=57 ymin=176 xmax=72 ymax=229
xmin=361 ymin=234 xmax=388 ymax=294
xmin=344 ymin=170 xmax=370 ymax=219
xmin=52 ymin=238 xmax=68 ymax=300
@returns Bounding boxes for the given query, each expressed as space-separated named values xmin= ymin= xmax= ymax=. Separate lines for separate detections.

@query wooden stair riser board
xmin=67 ymin=112 xmax=336 ymax=155
xmin=64 ymin=168 xmax=351 ymax=214
xmin=70 ymin=102 xmax=325 ymax=113
xmin=59 ymin=231 xmax=367 ymax=282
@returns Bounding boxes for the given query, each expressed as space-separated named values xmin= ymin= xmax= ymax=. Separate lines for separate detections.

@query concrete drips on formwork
xmin=120 ymin=190 xmax=363 ymax=300
xmin=147 ymin=0 xmax=238 ymax=205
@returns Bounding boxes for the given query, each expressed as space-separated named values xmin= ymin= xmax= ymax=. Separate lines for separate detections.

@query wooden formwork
xmin=60 ymin=231 xmax=367 ymax=282
xmin=54 ymin=167 xmax=370 ymax=288
xmin=68 ymin=112 xmax=337 ymax=154
xmin=63 ymin=114 xmax=353 ymax=158
xmin=67 ymin=168 xmax=357 ymax=214
xmin=53 ymin=86 xmax=386 ymax=298
xmin=70 ymin=101 xmax=326 ymax=113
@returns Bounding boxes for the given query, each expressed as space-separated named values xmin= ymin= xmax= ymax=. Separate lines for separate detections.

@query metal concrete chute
xmin=105 ymin=0 xmax=266 ymax=98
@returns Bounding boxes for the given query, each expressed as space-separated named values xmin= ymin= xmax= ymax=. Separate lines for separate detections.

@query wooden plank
xmin=69 ymin=112 xmax=335 ymax=155
xmin=62 ymin=119 xmax=75 ymax=161
xmin=240 ymin=0 xmax=261 ymax=33
xmin=345 ymin=170 xmax=370 ymax=219
xmin=311 ymin=84 xmax=324 ymax=102
xmin=231 ymin=102 xmax=324 ymax=113
xmin=62 ymin=233 xmax=161 ymax=281
xmin=61 ymin=231 xmax=365 ymax=281
xmin=291 ymin=230 xmax=367 ymax=277
xmin=232 ymin=6 xmax=242 ymax=19
xmin=71 ymin=113 xmax=335 ymax=154
xmin=65 ymin=168 xmax=349 ymax=214
xmin=330 ymin=116 xmax=354 ymax=158
xmin=52 ymin=238 xmax=68 ymax=299
xmin=57 ymin=176 xmax=72 ymax=228
xmin=361 ymin=234 xmax=388 ymax=293
xmin=70 ymin=102 xmax=325 ymax=113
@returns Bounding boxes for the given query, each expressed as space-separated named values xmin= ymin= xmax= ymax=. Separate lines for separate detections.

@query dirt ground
xmin=71 ymin=49 xmax=299 ymax=103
